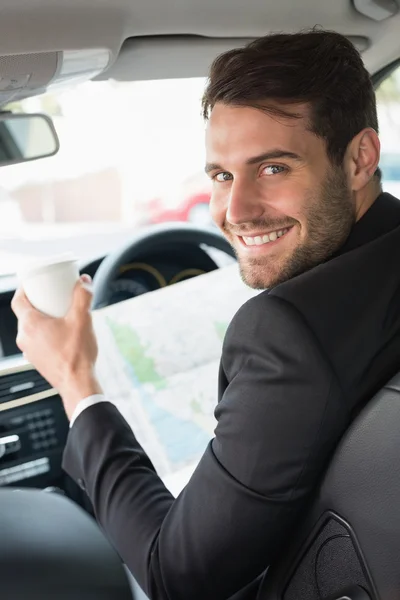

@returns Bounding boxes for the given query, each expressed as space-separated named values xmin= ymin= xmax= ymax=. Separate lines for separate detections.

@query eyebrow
xmin=205 ymin=149 xmax=303 ymax=174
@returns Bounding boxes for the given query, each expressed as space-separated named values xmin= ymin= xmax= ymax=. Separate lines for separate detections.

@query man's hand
xmin=11 ymin=275 xmax=103 ymax=420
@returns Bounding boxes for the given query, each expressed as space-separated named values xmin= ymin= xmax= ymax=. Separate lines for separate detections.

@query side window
xmin=376 ymin=65 xmax=400 ymax=196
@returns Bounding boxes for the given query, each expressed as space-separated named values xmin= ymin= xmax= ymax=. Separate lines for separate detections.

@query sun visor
xmin=102 ymin=35 xmax=371 ymax=82
xmin=100 ymin=36 xmax=254 ymax=81
xmin=0 ymin=48 xmax=110 ymax=105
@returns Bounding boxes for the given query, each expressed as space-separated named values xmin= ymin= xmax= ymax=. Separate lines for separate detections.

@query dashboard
xmin=86 ymin=252 xmax=216 ymax=307
xmin=0 ymin=242 xmax=226 ymax=358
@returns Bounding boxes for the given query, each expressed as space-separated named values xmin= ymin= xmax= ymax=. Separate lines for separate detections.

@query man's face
xmin=205 ymin=103 xmax=355 ymax=289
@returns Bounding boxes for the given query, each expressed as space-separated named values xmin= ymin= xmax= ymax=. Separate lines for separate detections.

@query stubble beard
xmin=230 ymin=167 xmax=355 ymax=290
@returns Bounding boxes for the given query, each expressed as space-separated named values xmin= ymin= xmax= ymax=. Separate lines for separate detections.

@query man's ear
xmin=344 ymin=128 xmax=380 ymax=192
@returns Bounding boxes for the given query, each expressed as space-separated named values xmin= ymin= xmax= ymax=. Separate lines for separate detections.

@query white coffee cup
xmin=17 ymin=253 xmax=80 ymax=318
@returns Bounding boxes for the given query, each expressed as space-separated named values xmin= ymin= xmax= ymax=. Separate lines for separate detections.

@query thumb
xmin=68 ymin=275 xmax=93 ymax=317
xmin=80 ymin=274 xmax=92 ymax=286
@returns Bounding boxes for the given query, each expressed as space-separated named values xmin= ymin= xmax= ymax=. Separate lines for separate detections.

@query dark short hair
xmin=202 ymin=29 xmax=380 ymax=178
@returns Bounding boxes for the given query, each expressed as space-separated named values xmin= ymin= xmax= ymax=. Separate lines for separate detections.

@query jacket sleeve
xmin=62 ymin=293 xmax=349 ymax=600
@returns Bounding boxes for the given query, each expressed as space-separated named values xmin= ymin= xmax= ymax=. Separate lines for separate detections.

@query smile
xmin=240 ymin=227 xmax=292 ymax=246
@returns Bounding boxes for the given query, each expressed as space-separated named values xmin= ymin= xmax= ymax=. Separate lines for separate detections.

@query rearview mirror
xmin=0 ymin=112 xmax=59 ymax=167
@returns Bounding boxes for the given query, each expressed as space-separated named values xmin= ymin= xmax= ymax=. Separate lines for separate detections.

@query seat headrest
xmin=0 ymin=488 xmax=133 ymax=600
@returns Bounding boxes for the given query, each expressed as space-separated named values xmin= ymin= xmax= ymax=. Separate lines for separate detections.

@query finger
xmin=79 ymin=273 xmax=93 ymax=295
xmin=11 ymin=287 xmax=33 ymax=317
xmin=68 ymin=278 xmax=93 ymax=318
xmin=16 ymin=332 xmax=25 ymax=353
xmin=12 ymin=289 xmax=47 ymax=329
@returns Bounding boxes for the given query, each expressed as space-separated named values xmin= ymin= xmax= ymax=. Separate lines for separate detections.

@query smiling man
xmin=11 ymin=30 xmax=400 ymax=600
xmin=203 ymin=57 xmax=381 ymax=291
xmin=205 ymin=104 xmax=359 ymax=289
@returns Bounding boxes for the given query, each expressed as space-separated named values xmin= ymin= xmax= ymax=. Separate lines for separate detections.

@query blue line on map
xmin=127 ymin=367 xmax=211 ymax=465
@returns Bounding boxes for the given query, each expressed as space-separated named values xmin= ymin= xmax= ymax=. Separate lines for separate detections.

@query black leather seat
xmin=0 ymin=487 xmax=134 ymax=600
xmin=260 ymin=372 xmax=400 ymax=600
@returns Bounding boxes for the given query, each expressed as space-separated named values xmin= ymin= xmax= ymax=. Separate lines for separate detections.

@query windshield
xmin=0 ymin=78 xmax=211 ymax=277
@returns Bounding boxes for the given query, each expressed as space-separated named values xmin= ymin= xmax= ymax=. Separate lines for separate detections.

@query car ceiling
xmin=0 ymin=0 xmax=399 ymax=85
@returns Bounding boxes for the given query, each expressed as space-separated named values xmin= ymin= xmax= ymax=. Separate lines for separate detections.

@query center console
xmin=0 ymin=355 xmax=69 ymax=489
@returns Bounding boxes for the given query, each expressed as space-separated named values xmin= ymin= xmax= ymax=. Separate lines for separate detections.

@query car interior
xmin=1 ymin=0 xmax=400 ymax=598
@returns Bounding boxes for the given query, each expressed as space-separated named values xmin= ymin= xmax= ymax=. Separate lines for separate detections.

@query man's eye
xmin=262 ymin=165 xmax=286 ymax=176
xmin=214 ymin=172 xmax=233 ymax=182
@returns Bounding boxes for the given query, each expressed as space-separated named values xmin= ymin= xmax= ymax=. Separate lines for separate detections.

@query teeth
xmin=242 ymin=227 xmax=289 ymax=246
xmin=243 ymin=236 xmax=255 ymax=245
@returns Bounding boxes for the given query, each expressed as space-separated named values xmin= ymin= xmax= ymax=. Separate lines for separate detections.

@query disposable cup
xmin=17 ymin=253 xmax=80 ymax=318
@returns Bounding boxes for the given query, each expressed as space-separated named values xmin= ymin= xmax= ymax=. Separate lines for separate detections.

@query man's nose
xmin=226 ymin=179 xmax=265 ymax=225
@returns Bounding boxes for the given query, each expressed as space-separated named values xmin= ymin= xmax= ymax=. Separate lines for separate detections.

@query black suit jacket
xmin=63 ymin=192 xmax=400 ymax=600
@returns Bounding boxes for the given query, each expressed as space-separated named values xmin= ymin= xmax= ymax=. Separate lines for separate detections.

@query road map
xmin=92 ymin=264 xmax=259 ymax=495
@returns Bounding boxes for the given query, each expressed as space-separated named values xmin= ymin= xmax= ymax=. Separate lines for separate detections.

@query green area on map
xmin=107 ymin=318 xmax=166 ymax=389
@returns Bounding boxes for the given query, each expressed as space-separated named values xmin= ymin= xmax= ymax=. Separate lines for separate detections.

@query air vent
xmin=0 ymin=368 xmax=52 ymax=405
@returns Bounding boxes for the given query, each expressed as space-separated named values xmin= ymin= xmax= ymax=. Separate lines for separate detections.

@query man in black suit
xmin=12 ymin=30 xmax=400 ymax=600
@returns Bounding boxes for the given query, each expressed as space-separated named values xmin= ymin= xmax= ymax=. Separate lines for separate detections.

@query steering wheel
xmin=92 ymin=223 xmax=236 ymax=310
